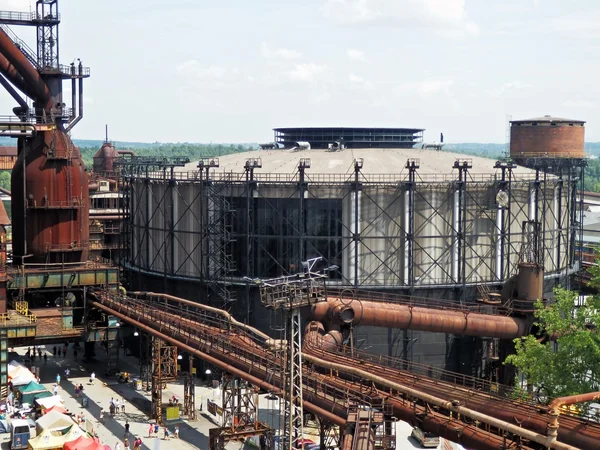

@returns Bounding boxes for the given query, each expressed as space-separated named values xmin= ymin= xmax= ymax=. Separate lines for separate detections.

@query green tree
xmin=505 ymin=288 xmax=600 ymax=399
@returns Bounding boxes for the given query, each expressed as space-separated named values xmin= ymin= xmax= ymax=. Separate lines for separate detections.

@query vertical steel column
xmin=170 ymin=167 xmax=176 ymax=278
xmin=453 ymin=160 xmax=472 ymax=296
xmin=284 ymin=308 xmax=304 ymax=450
xmin=568 ymin=164 xmax=579 ymax=270
xmin=244 ymin=159 xmax=261 ymax=323
xmin=352 ymin=159 xmax=363 ymax=287
xmin=494 ymin=161 xmax=514 ymax=281
xmin=298 ymin=159 xmax=311 ymax=269
xmin=145 ymin=177 xmax=151 ymax=271
xmin=556 ymin=168 xmax=563 ymax=274
xmin=405 ymin=159 xmax=419 ymax=289
xmin=183 ymin=356 xmax=196 ymax=420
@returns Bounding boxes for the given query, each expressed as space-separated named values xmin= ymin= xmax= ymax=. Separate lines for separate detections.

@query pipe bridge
xmin=89 ymin=290 xmax=600 ymax=450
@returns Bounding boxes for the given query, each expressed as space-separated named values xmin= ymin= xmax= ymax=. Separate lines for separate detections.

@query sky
xmin=0 ymin=0 xmax=598 ymax=144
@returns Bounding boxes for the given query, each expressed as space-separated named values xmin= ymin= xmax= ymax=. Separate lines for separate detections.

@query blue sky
xmin=0 ymin=0 xmax=598 ymax=144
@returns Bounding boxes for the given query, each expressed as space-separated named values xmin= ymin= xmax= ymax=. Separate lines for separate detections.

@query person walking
xmin=37 ymin=348 xmax=42 ymax=359
xmin=52 ymin=346 xmax=57 ymax=357
xmin=153 ymin=423 xmax=159 ymax=436
xmin=65 ymin=368 xmax=70 ymax=379
xmin=57 ymin=347 xmax=62 ymax=358
xmin=163 ymin=427 xmax=170 ymax=441
xmin=90 ymin=372 xmax=95 ymax=385
xmin=123 ymin=437 xmax=130 ymax=449
xmin=63 ymin=345 xmax=68 ymax=358
xmin=147 ymin=424 xmax=153 ymax=438
xmin=174 ymin=425 xmax=179 ymax=439
xmin=56 ymin=374 xmax=61 ymax=385
xmin=43 ymin=354 xmax=47 ymax=364
xmin=133 ymin=437 xmax=142 ymax=450
xmin=115 ymin=442 xmax=121 ymax=450
xmin=114 ymin=398 xmax=120 ymax=414
xmin=124 ymin=420 xmax=130 ymax=437
xmin=99 ymin=408 xmax=105 ymax=424
xmin=121 ymin=398 xmax=126 ymax=413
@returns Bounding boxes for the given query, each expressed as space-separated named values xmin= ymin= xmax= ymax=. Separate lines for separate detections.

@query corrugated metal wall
xmin=129 ymin=175 xmax=571 ymax=288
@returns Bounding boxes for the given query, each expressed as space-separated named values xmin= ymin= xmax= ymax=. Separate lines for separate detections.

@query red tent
xmin=43 ymin=404 xmax=67 ymax=415
xmin=63 ymin=436 xmax=103 ymax=450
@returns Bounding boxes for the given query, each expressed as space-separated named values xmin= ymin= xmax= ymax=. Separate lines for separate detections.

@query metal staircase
xmin=0 ymin=24 xmax=40 ymax=69
xmin=206 ymin=179 xmax=236 ymax=310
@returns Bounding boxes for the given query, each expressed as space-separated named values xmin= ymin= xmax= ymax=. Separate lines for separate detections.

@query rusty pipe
xmin=0 ymin=28 xmax=52 ymax=108
xmin=302 ymin=353 xmax=579 ymax=450
xmin=548 ymin=391 xmax=600 ymax=435
xmin=88 ymin=182 xmax=99 ymax=191
xmin=0 ymin=73 xmax=27 ymax=112
xmin=91 ymin=300 xmax=346 ymax=427
xmin=312 ymin=298 xmax=529 ymax=339
xmin=117 ymin=150 xmax=136 ymax=157
xmin=131 ymin=291 xmax=271 ymax=341
xmin=0 ymin=52 xmax=35 ymax=100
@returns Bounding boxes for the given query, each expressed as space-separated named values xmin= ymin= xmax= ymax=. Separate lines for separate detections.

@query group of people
xmin=148 ymin=422 xmax=179 ymax=440
xmin=114 ymin=436 xmax=143 ymax=450
xmin=51 ymin=343 xmax=71 ymax=359
xmin=109 ymin=397 xmax=126 ymax=416
xmin=25 ymin=346 xmax=47 ymax=364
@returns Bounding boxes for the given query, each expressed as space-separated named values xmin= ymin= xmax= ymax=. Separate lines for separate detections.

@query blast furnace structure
xmin=123 ymin=125 xmax=583 ymax=375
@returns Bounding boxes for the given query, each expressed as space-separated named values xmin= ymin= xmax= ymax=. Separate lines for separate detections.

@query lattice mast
xmin=258 ymin=257 xmax=328 ymax=450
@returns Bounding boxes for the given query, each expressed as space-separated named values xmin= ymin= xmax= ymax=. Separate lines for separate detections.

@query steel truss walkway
xmin=89 ymin=289 xmax=600 ymax=450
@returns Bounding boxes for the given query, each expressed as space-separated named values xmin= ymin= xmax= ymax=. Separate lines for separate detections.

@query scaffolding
xmin=208 ymin=374 xmax=273 ymax=450
xmin=151 ymin=337 xmax=178 ymax=423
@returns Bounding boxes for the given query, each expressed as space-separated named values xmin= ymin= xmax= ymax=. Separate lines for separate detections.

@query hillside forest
xmin=0 ymin=140 xmax=600 ymax=192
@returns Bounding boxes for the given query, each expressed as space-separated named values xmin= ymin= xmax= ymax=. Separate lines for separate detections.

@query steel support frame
xmin=151 ymin=337 xmax=178 ymax=423
xmin=319 ymin=421 xmax=341 ymax=450
xmin=123 ymin=160 xmax=578 ymax=295
xmin=283 ymin=308 xmax=304 ymax=449
xmin=183 ymin=356 xmax=196 ymax=420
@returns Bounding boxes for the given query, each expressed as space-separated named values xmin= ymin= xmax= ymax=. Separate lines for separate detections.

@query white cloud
xmin=0 ymin=1 xmax=31 ymax=11
xmin=546 ymin=10 xmax=600 ymax=39
xmin=261 ymin=42 xmax=302 ymax=60
xmin=176 ymin=61 xmax=226 ymax=79
xmin=322 ymin=0 xmax=478 ymax=38
xmin=489 ymin=81 xmax=530 ymax=98
xmin=286 ymin=63 xmax=328 ymax=82
xmin=395 ymin=79 xmax=454 ymax=96
xmin=347 ymin=48 xmax=367 ymax=62
xmin=348 ymin=73 xmax=373 ymax=90
xmin=563 ymin=100 xmax=596 ymax=109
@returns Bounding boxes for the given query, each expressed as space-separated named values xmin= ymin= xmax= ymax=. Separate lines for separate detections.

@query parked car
xmin=411 ymin=426 xmax=440 ymax=448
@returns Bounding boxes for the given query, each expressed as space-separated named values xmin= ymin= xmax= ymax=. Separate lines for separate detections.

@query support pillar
xmin=184 ymin=356 xmax=196 ymax=420
xmin=151 ymin=337 xmax=178 ymax=423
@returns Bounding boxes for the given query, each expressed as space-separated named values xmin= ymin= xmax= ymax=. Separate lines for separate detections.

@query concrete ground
xmin=3 ymin=343 xmax=262 ymax=450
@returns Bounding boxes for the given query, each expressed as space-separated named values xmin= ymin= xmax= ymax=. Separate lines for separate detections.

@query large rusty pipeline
xmin=305 ymin=324 xmax=600 ymax=450
xmin=130 ymin=291 xmax=271 ymax=341
xmin=90 ymin=299 xmax=347 ymax=427
xmin=0 ymin=52 xmax=35 ymax=101
xmin=302 ymin=351 xmax=578 ymax=450
xmin=0 ymin=28 xmax=52 ymax=108
xmin=312 ymin=298 xmax=528 ymax=339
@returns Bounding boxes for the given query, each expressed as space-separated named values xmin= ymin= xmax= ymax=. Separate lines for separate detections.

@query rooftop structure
xmin=272 ymin=127 xmax=424 ymax=149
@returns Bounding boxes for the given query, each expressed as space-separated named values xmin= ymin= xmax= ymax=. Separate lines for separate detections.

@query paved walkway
xmin=6 ymin=343 xmax=267 ymax=450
